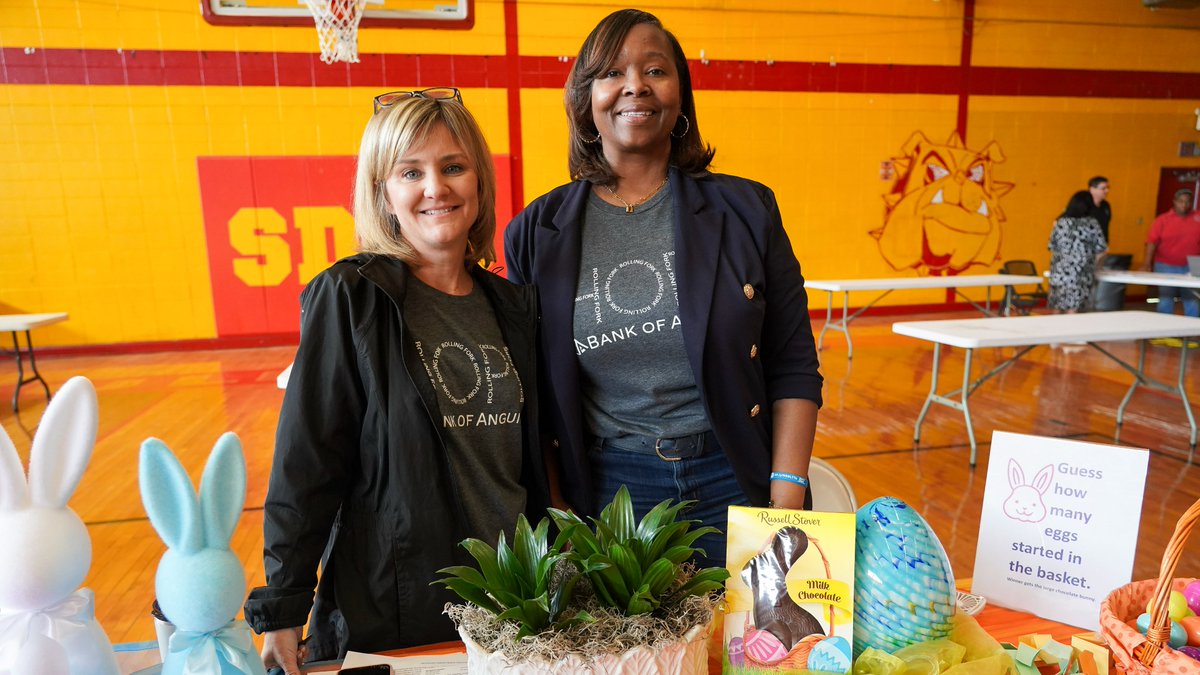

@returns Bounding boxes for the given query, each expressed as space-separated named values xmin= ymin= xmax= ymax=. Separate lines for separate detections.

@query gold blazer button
xmin=743 ymin=284 xmax=755 ymax=300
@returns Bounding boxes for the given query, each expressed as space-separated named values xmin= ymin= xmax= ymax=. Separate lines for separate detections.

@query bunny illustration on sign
xmin=0 ymin=376 xmax=120 ymax=675
xmin=139 ymin=432 xmax=266 ymax=675
xmin=1002 ymin=459 xmax=1054 ymax=523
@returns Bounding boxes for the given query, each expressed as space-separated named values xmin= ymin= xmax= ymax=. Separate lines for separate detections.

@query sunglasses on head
xmin=373 ymin=87 xmax=463 ymax=114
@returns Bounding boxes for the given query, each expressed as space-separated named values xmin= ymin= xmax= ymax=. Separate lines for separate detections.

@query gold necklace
xmin=603 ymin=176 xmax=669 ymax=214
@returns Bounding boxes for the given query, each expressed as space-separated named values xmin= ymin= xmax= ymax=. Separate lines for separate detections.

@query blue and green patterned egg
xmin=853 ymin=497 xmax=956 ymax=657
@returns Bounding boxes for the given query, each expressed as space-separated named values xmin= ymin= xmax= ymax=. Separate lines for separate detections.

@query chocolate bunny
xmin=740 ymin=526 xmax=825 ymax=650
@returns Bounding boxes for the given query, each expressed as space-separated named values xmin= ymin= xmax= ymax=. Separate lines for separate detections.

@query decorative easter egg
xmin=1179 ymin=645 xmax=1200 ymax=662
xmin=727 ymin=636 xmax=745 ymax=667
xmin=808 ymin=636 xmax=852 ymax=673
xmin=1136 ymin=612 xmax=1189 ymax=647
xmin=744 ymin=627 xmax=788 ymax=665
xmin=853 ymin=497 xmax=955 ymax=657
xmin=1147 ymin=591 xmax=1192 ymax=622
xmin=1175 ymin=622 xmax=1190 ymax=648
xmin=1187 ymin=581 xmax=1200 ymax=614
xmin=1181 ymin=615 xmax=1200 ymax=646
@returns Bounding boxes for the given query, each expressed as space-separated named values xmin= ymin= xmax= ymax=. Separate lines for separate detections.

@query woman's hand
xmin=261 ymin=626 xmax=306 ymax=675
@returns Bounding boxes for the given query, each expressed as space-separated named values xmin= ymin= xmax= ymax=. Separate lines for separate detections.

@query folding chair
xmin=809 ymin=457 xmax=857 ymax=512
xmin=1000 ymin=260 xmax=1048 ymax=315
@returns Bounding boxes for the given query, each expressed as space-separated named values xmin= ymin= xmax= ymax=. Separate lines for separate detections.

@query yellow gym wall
xmin=2 ymin=1 xmax=1199 ymax=347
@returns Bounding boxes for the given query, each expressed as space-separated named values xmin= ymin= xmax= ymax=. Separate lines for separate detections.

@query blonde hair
xmin=353 ymin=95 xmax=497 ymax=267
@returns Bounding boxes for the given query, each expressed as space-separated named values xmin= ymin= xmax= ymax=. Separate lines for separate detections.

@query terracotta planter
xmin=458 ymin=621 xmax=712 ymax=675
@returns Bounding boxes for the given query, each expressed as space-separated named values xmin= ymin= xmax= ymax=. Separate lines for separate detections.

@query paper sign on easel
xmin=971 ymin=431 xmax=1148 ymax=630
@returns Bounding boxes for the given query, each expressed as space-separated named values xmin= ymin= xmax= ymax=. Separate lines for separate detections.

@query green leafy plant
xmin=548 ymin=486 xmax=730 ymax=616
xmin=436 ymin=486 xmax=730 ymax=641
xmin=434 ymin=513 xmax=592 ymax=639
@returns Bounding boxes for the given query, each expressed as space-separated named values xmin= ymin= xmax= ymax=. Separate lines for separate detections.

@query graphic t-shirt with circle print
xmin=573 ymin=181 xmax=708 ymax=440
xmin=404 ymin=276 xmax=526 ymax=542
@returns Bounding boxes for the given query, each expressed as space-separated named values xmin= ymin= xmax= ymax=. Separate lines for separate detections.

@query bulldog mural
xmin=871 ymin=131 xmax=1014 ymax=276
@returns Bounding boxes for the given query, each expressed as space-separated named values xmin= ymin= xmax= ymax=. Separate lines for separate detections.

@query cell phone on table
xmin=339 ymin=666 xmax=392 ymax=674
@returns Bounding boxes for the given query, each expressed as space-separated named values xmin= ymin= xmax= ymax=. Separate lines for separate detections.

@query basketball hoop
xmin=304 ymin=0 xmax=369 ymax=64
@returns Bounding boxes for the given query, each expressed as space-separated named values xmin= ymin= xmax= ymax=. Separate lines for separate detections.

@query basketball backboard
xmin=201 ymin=0 xmax=473 ymax=29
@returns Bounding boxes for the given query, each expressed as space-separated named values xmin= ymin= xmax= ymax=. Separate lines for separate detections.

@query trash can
xmin=1094 ymin=253 xmax=1132 ymax=311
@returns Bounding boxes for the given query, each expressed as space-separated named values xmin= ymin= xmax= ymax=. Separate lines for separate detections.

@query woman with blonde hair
xmin=245 ymin=89 xmax=548 ymax=674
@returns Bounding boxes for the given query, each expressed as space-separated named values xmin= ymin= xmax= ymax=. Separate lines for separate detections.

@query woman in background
xmin=245 ymin=89 xmax=547 ymax=674
xmin=1048 ymin=190 xmax=1108 ymax=313
xmin=505 ymin=9 xmax=822 ymax=569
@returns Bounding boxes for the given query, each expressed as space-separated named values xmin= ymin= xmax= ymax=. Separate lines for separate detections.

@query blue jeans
xmin=588 ymin=436 xmax=750 ymax=569
xmin=1154 ymin=262 xmax=1200 ymax=317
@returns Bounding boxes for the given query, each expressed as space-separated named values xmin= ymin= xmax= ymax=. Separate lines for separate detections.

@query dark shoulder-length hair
xmin=1061 ymin=190 xmax=1094 ymax=219
xmin=564 ymin=9 xmax=714 ymax=183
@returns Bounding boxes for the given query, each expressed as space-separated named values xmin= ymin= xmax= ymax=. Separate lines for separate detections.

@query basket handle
xmin=1136 ymin=497 xmax=1200 ymax=665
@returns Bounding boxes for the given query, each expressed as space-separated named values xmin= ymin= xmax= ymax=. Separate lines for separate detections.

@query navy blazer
xmin=505 ymin=168 xmax=823 ymax=512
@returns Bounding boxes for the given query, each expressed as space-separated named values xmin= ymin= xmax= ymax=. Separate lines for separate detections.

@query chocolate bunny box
xmin=722 ymin=506 xmax=856 ymax=674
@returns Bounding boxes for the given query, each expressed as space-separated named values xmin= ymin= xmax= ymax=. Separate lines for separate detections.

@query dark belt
xmin=601 ymin=431 xmax=715 ymax=462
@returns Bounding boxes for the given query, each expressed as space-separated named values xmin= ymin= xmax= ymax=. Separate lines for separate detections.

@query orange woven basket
xmin=1098 ymin=498 xmax=1200 ymax=674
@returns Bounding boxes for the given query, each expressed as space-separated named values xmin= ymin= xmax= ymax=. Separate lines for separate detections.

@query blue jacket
xmin=505 ymin=168 xmax=822 ymax=512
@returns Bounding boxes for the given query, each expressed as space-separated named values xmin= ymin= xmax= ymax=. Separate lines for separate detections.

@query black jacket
xmin=505 ymin=169 xmax=822 ymax=513
xmin=244 ymin=254 xmax=548 ymax=661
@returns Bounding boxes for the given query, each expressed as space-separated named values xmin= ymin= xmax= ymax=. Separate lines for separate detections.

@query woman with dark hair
xmin=505 ymin=9 xmax=823 ymax=569
xmin=244 ymin=90 xmax=548 ymax=673
xmin=1048 ymin=190 xmax=1108 ymax=313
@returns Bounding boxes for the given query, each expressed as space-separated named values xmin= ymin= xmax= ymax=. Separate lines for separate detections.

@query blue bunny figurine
xmin=139 ymin=432 xmax=266 ymax=675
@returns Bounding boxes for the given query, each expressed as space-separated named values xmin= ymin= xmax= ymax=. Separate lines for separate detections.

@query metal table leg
xmin=1104 ymin=339 xmax=1195 ymax=459
xmin=10 ymin=329 xmax=53 ymax=412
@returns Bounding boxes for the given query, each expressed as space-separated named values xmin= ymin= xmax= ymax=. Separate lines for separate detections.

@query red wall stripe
xmin=5 ymin=47 xmax=1200 ymax=99
xmin=502 ymin=0 xmax=524 ymax=232
xmin=956 ymin=0 xmax=976 ymax=138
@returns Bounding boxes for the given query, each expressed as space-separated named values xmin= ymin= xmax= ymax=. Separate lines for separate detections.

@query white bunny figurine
xmin=139 ymin=432 xmax=266 ymax=675
xmin=0 ymin=376 xmax=120 ymax=675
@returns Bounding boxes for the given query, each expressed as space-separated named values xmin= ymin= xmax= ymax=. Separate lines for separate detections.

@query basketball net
xmin=304 ymin=0 xmax=368 ymax=64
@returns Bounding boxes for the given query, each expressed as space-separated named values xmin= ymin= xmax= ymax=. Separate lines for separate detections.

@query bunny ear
xmin=139 ymin=438 xmax=203 ymax=553
xmin=28 ymin=376 xmax=98 ymax=507
xmin=1032 ymin=464 xmax=1055 ymax=494
xmin=198 ymin=432 xmax=246 ymax=550
xmin=0 ymin=426 xmax=30 ymax=510
xmin=1007 ymin=459 xmax=1024 ymax=489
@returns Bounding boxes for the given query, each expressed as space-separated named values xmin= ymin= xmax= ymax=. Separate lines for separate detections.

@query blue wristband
xmin=770 ymin=471 xmax=809 ymax=487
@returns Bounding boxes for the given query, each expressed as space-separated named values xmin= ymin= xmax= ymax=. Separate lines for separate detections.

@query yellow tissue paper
xmin=851 ymin=615 xmax=1016 ymax=675
xmin=949 ymin=613 xmax=1008 ymax=660
xmin=942 ymin=654 xmax=1015 ymax=675
xmin=852 ymin=648 xmax=905 ymax=675
xmin=892 ymin=639 xmax=967 ymax=671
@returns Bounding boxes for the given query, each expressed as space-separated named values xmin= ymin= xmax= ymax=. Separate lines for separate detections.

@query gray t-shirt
xmin=573 ymin=182 xmax=708 ymax=439
xmin=405 ymin=277 xmax=526 ymax=543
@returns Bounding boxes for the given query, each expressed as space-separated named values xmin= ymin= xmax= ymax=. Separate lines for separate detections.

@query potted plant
xmin=435 ymin=486 xmax=730 ymax=674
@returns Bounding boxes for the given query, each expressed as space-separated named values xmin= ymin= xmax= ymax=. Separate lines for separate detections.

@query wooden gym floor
xmin=2 ymin=308 xmax=1198 ymax=644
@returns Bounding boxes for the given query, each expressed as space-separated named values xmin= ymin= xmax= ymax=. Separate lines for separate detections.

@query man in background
xmin=1088 ymin=176 xmax=1112 ymax=240
xmin=1141 ymin=187 xmax=1200 ymax=318
xmin=1087 ymin=176 xmax=1122 ymax=310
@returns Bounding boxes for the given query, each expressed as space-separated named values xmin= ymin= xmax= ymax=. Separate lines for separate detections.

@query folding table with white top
xmin=0 ymin=312 xmax=68 ymax=412
xmin=808 ymin=274 xmax=1042 ymax=358
xmin=892 ymin=310 xmax=1200 ymax=465
xmin=1095 ymin=268 xmax=1200 ymax=302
